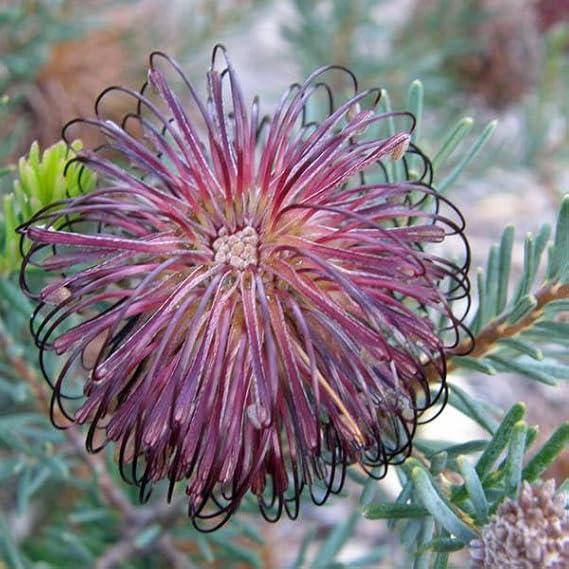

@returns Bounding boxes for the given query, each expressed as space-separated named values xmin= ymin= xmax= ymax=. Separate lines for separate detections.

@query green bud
xmin=0 ymin=139 xmax=96 ymax=275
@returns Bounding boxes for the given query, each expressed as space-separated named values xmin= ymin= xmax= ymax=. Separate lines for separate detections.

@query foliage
xmin=0 ymin=1 xmax=568 ymax=568
xmin=0 ymin=140 xmax=96 ymax=275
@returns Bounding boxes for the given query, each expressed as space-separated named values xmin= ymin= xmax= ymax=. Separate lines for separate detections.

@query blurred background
xmin=0 ymin=1 xmax=568 ymax=567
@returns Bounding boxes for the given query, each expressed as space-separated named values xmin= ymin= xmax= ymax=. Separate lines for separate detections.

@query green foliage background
xmin=1 ymin=1 xmax=568 ymax=568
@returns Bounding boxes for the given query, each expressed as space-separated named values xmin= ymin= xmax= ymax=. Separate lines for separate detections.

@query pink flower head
xmin=19 ymin=46 xmax=470 ymax=530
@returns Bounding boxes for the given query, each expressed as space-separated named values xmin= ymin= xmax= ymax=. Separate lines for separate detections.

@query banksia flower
xmin=19 ymin=47 xmax=470 ymax=530
xmin=470 ymin=480 xmax=569 ymax=568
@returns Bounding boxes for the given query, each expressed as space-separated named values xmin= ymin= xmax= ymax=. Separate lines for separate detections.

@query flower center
xmin=212 ymin=225 xmax=259 ymax=270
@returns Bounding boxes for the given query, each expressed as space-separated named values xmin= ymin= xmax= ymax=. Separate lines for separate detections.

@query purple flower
xmin=19 ymin=47 xmax=470 ymax=530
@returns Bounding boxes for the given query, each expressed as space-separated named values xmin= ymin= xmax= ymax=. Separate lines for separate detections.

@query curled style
xmin=19 ymin=46 xmax=471 ymax=530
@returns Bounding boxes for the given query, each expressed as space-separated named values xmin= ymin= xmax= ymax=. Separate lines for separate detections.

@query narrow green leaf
xmin=60 ymin=531 xmax=95 ymax=563
xmin=523 ymin=423 xmax=569 ymax=482
xmin=364 ymin=503 xmax=429 ymax=520
xmin=291 ymin=528 xmax=316 ymax=569
xmin=134 ymin=524 xmax=162 ymax=548
xmin=412 ymin=467 xmax=477 ymax=543
xmin=431 ymin=117 xmax=474 ymax=171
xmin=208 ymin=535 xmax=261 ymax=568
xmin=525 ymin=425 xmax=539 ymax=451
xmin=430 ymin=452 xmax=448 ymax=476
xmin=17 ymin=467 xmax=31 ymax=514
xmin=438 ymin=120 xmax=496 ymax=193
xmin=504 ymin=421 xmax=527 ymax=496
xmin=473 ymin=268 xmax=487 ymax=333
xmin=547 ymin=195 xmax=569 ymax=282
xmin=513 ymin=234 xmax=536 ymax=303
xmin=496 ymin=225 xmax=515 ymax=314
xmin=457 ymin=456 xmax=488 ymax=523
xmin=315 ymin=511 xmax=359 ymax=567
xmin=196 ymin=534 xmax=215 ymax=563
xmin=434 ymin=440 xmax=488 ymax=458
xmin=389 ymin=472 xmax=415 ymax=531
xmin=485 ymin=244 xmax=500 ymax=322
xmin=453 ymin=355 xmax=496 ymax=375
xmin=532 ymin=321 xmax=569 ymax=337
xmin=413 ymin=518 xmax=435 ymax=569
xmin=422 ymin=537 xmax=465 ymax=553
xmin=497 ymin=338 xmax=543 ymax=360
xmin=487 ymin=354 xmax=558 ymax=385
xmin=407 ymin=80 xmax=423 ymax=146
xmin=401 ymin=519 xmax=424 ymax=550
xmin=533 ymin=224 xmax=551 ymax=272
xmin=378 ymin=89 xmax=396 ymax=183
xmin=0 ymin=515 xmax=27 ymax=569
xmin=476 ymin=403 xmax=525 ymax=478
xmin=347 ymin=467 xmax=369 ymax=486
xmin=68 ymin=509 xmax=110 ymax=525
xmin=0 ymin=278 xmax=33 ymax=319
xmin=506 ymin=294 xmax=538 ymax=325
xmin=433 ymin=551 xmax=450 ymax=569
xmin=545 ymin=299 xmax=569 ymax=312
xmin=448 ymin=384 xmax=498 ymax=434
xmin=359 ymin=466 xmax=383 ymax=508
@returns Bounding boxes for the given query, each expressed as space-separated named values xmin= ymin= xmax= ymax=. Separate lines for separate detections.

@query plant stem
xmin=446 ymin=281 xmax=569 ymax=376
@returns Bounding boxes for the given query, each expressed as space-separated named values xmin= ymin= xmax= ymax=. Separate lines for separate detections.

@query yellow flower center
xmin=212 ymin=225 xmax=259 ymax=270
